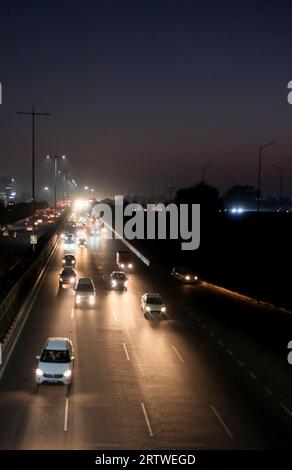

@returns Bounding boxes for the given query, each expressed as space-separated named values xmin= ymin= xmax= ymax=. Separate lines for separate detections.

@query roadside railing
xmin=0 ymin=217 xmax=66 ymax=366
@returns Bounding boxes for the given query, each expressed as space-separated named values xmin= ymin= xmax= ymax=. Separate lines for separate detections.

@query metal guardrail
xmin=0 ymin=217 xmax=67 ymax=365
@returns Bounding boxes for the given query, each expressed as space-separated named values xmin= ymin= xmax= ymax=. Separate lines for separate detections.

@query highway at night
xmin=0 ymin=219 xmax=291 ymax=450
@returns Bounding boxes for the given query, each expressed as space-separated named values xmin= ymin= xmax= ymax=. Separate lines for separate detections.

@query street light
xmin=257 ymin=142 xmax=274 ymax=212
xmin=46 ymin=154 xmax=66 ymax=216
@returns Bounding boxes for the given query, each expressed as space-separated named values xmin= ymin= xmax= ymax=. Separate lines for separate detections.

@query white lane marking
xmin=217 ymin=340 xmax=224 ymax=347
xmin=71 ymin=308 xmax=74 ymax=319
xmin=202 ymin=324 xmax=207 ymax=329
xmin=249 ymin=372 xmax=258 ymax=381
xmin=64 ymin=398 xmax=69 ymax=432
xmin=123 ymin=343 xmax=130 ymax=361
xmin=209 ymin=331 xmax=215 ymax=337
xmin=237 ymin=359 xmax=245 ymax=368
xmin=197 ymin=318 xmax=201 ymax=323
xmin=211 ymin=405 xmax=234 ymax=439
xmin=264 ymin=386 xmax=273 ymax=396
xmin=227 ymin=349 xmax=234 ymax=357
xmin=172 ymin=345 xmax=184 ymax=363
xmin=113 ymin=311 xmax=118 ymax=321
xmin=280 ymin=403 xmax=292 ymax=417
xmin=141 ymin=402 xmax=154 ymax=437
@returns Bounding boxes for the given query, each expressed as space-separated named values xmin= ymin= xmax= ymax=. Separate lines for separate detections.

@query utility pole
xmin=257 ymin=142 xmax=274 ymax=212
xmin=17 ymin=106 xmax=50 ymax=250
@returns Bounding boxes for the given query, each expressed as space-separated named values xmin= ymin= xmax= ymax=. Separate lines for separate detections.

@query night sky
xmin=1 ymin=0 xmax=292 ymax=199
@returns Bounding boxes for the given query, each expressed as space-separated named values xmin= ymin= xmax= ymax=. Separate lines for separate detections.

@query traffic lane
xmin=117 ymin=249 xmax=292 ymax=422
xmin=67 ymin=241 xmax=156 ymax=449
xmin=109 ymin=273 xmax=291 ymax=449
xmin=0 ymin=241 xmax=76 ymax=449
xmin=95 ymin=238 xmax=292 ymax=448
xmin=129 ymin=238 xmax=292 ymax=355
xmin=71 ymin=232 xmax=292 ymax=448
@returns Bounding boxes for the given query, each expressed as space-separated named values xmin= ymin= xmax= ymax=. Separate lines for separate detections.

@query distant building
xmin=0 ymin=177 xmax=16 ymax=204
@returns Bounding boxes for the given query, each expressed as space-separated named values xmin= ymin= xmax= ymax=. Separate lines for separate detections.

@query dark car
xmin=62 ymin=254 xmax=76 ymax=268
xmin=110 ymin=271 xmax=128 ymax=290
xmin=59 ymin=268 xmax=76 ymax=288
xmin=78 ymin=238 xmax=87 ymax=247
xmin=75 ymin=277 xmax=96 ymax=307
xmin=64 ymin=233 xmax=75 ymax=245
xmin=171 ymin=266 xmax=199 ymax=284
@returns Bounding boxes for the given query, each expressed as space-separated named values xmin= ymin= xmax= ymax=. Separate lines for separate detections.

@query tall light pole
xmin=274 ymin=165 xmax=283 ymax=205
xmin=17 ymin=106 xmax=50 ymax=250
xmin=201 ymin=164 xmax=213 ymax=184
xmin=46 ymin=154 xmax=66 ymax=216
xmin=58 ymin=170 xmax=70 ymax=204
xmin=257 ymin=142 xmax=274 ymax=212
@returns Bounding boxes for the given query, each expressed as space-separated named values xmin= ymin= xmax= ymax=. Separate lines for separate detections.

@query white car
xmin=35 ymin=338 xmax=75 ymax=385
xmin=141 ymin=293 xmax=166 ymax=318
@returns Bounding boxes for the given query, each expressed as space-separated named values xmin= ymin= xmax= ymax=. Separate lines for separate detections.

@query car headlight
xmin=36 ymin=368 xmax=43 ymax=376
xmin=161 ymin=306 xmax=166 ymax=313
xmin=60 ymin=278 xmax=63 ymax=282
xmin=128 ymin=263 xmax=133 ymax=268
xmin=62 ymin=260 xmax=65 ymax=264
xmin=194 ymin=276 xmax=198 ymax=280
xmin=70 ymin=277 xmax=75 ymax=283
xmin=76 ymin=295 xmax=81 ymax=301
xmin=120 ymin=263 xmax=125 ymax=268
xmin=112 ymin=280 xmax=117 ymax=287
xmin=146 ymin=306 xmax=151 ymax=312
xmin=124 ymin=281 xmax=128 ymax=288
xmin=185 ymin=275 xmax=190 ymax=281
xmin=63 ymin=369 xmax=72 ymax=378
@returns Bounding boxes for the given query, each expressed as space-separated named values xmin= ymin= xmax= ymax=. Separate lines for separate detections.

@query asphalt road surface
xmin=0 ymin=229 xmax=291 ymax=449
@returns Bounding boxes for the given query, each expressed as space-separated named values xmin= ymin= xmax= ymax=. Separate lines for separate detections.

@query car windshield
xmin=113 ymin=273 xmax=126 ymax=280
xmin=147 ymin=297 xmax=162 ymax=304
xmin=65 ymin=256 xmax=74 ymax=260
xmin=40 ymin=349 xmax=70 ymax=363
xmin=77 ymin=284 xmax=94 ymax=292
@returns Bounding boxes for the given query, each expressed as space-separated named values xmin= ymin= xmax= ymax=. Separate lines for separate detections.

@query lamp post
xmin=46 ymin=154 xmax=66 ymax=216
xmin=257 ymin=142 xmax=274 ymax=212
